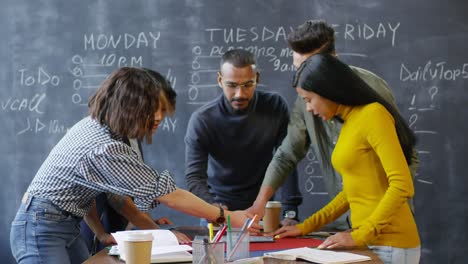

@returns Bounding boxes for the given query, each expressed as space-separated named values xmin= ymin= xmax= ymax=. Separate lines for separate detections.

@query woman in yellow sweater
xmin=271 ymin=53 xmax=420 ymax=264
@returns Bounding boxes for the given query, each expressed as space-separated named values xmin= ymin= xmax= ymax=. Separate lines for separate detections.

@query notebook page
xmin=266 ymin=247 xmax=371 ymax=264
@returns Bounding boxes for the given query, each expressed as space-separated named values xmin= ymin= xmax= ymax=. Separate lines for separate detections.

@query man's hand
xmin=246 ymin=186 xmax=275 ymax=220
xmin=317 ymin=231 xmax=356 ymax=249
xmin=245 ymin=203 xmax=266 ymax=221
xmin=226 ymin=210 xmax=262 ymax=233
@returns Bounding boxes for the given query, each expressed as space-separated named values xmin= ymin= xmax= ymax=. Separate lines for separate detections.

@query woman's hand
xmin=97 ymin=233 xmax=117 ymax=246
xmin=280 ymin=217 xmax=299 ymax=227
xmin=267 ymin=225 xmax=302 ymax=239
xmin=317 ymin=231 xmax=356 ymax=249
xmin=155 ymin=216 xmax=174 ymax=225
xmin=171 ymin=230 xmax=192 ymax=244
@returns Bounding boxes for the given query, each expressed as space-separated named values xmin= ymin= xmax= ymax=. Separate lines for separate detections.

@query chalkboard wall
xmin=2 ymin=0 xmax=467 ymax=263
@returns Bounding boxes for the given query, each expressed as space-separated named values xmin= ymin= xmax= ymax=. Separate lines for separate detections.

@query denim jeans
xmin=369 ymin=245 xmax=421 ymax=264
xmin=80 ymin=193 xmax=128 ymax=254
xmin=10 ymin=195 xmax=89 ymax=264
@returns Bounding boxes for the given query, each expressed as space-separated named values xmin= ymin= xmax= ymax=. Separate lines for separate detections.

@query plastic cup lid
xmin=265 ymin=201 xmax=282 ymax=208
xmin=123 ymin=232 xmax=153 ymax=242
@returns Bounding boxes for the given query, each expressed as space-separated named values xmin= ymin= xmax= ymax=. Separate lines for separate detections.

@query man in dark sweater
xmin=185 ymin=49 xmax=302 ymax=224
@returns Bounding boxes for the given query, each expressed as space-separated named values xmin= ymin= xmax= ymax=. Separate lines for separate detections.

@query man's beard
xmin=231 ymin=98 xmax=249 ymax=113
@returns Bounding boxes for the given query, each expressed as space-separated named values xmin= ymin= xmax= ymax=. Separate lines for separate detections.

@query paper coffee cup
xmin=263 ymin=201 xmax=282 ymax=233
xmin=122 ymin=232 xmax=153 ymax=264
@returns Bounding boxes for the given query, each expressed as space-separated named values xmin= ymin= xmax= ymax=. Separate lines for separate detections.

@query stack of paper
xmin=264 ymin=247 xmax=371 ymax=264
xmin=110 ymin=229 xmax=192 ymax=263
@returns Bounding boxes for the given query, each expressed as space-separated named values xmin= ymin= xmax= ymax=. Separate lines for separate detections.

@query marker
xmin=227 ymin=215 xmax=232 ymax=231
xmin=227 ymin=215 xmax=232 ymax=247
xmin=208 ymin=223 xmax=214 ymax=242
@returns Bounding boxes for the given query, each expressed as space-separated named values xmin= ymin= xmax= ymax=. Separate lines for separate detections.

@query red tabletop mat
xmin=250 ymin=237 xmax=323 ymax=252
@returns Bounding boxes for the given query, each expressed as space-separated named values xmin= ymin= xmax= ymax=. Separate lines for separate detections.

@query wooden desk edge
xmin=84 ymin=247 xmax=383 ymax=264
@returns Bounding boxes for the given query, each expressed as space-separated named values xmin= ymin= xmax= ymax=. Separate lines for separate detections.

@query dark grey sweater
xmin=185 ymin=90 xmax=301 ymax=211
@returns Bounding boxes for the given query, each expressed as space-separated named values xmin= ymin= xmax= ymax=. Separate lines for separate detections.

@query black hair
xmin=220 ymin=49 xmax=256 ymax=69
xmin=296 ymin=53 xmax=416 ymax=167
xmin=287 ymin=20 xmax=335 ymax=54
xmin=139 ymin=67 xmax=177 ymax=113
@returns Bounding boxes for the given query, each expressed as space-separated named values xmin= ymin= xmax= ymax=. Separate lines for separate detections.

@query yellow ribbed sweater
xmin=296 ymin=103 xmax=420 ymax=248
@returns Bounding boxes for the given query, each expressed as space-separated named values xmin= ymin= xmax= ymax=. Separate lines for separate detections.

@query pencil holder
xmin=192 ymin=239 xmax=225 ymax=264
xmin=226 ymin=229 xmax=250 ymax=261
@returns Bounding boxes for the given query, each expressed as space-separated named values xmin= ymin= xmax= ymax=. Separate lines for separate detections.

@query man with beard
xmin=185 ymin=49 xmax=302 ymax=225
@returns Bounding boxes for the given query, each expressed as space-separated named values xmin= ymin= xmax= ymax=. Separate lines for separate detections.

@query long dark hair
xmin=295 ymin=53 xmax=416 ymax=167
xmin=89 ymin=67 xmax=175 ymax=143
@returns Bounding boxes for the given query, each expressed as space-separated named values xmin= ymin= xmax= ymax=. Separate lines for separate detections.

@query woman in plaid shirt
xmin=10 ymin=67 xmax=253 ymax=264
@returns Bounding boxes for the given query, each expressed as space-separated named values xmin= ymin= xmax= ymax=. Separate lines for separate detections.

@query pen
xmin=213 ymin=224 xmax=228 ymax=243
xmin=227 ymin=215 xmax=257 ymax=261
xmin=212 ymin=224 xmax=228 ymax=249
xmin=238 ymin=216 xmax=251 ymax=234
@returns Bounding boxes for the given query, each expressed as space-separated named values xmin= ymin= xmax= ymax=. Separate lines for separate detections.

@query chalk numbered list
xmin=264 ymin=247 xmax=371 ymax=264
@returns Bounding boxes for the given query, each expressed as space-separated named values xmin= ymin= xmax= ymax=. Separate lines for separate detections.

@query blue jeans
xmin=369 ymin=245 xmax=421 ymax=264
xmin=10 ymin=195 xmax=89 ymax=264
xmin=80 ymin=193 xmax=128 ymax=254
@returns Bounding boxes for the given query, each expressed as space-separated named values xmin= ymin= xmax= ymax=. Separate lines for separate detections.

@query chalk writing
xmin=206 ymin=26 xmax=294 ymax=44
xmin=18 ymin=68 xmax=60 ymax=87
xmin=69 ymin=52 xmax=144 ymax=105
xmin=17 ymin=118 xmax=69 ymax=135
xmin=304 ymin=149 xmax=327 ymax=196
xmin=17 ymin=118 xmax=45 ymax=135
xmin=1 ymin=93 xmax=46 ymax=113
xmin=159 ymin=117 xmax=177 ymax=133
xmin=210 ymin=45 xmax=279 ymax=62
xmin=165 ymin=68 xmax=177 ymax=90
xmin=84 ymin=32 xmax=161 ymax=50
xmin=400 ymin=61 xmax=468 ymax=81
xmin=333 ymin=22 xmax=401 ymax=47
xmin=187 ymin=46 xmax=220 ymax=105
xmin=70 ymin=55 xmax=87 ymax=105
xmin=48 ymin=120 xmax=69 ymax=134
xmin=405 ymin=69 xmax=441 ymax=185
xmin=100 ymin=54 xmax=143 ymax=67
xmin=206 ymin=22 xmax=401 ymax=47
xmin=273 ymin=58 xmax=296 ymax=72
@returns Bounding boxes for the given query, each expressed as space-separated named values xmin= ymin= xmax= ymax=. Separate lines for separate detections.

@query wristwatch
xmin=213 ymin=206 xmax=226 ymax=224
xmin=284 ymin=210 xmax=297 ymax=220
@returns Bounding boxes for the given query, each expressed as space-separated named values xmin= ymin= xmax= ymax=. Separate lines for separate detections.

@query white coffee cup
xmin=263 ymin=201 xmax=282 ymax=233
xmin=121 ymin=232 xmax=153 ymax=264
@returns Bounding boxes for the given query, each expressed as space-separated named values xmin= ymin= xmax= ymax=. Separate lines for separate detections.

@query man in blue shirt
xmin=185 ymin=49 xmax=302 ymax=224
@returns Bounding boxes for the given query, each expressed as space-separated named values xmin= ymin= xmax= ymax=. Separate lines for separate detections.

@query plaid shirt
xmin=27 ymin=116 xmax=176 ymax=217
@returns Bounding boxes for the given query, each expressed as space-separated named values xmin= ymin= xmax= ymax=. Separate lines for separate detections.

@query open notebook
xmin=264 ymin=247 xmax=371 ymax=264
xmin=110 ymin=229 xmax=192 ymax=263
